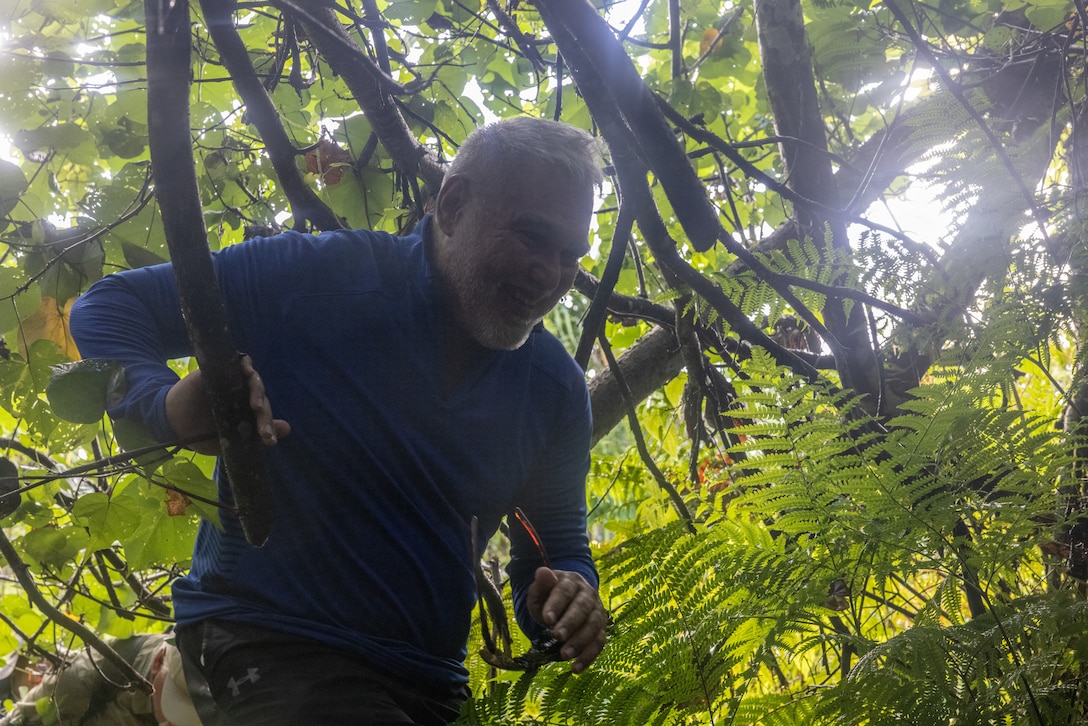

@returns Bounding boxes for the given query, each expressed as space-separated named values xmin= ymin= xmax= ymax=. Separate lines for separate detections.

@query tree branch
xmin=574 ymin=205 xmax=635 ymax=369
xmin=0 ymin=527 xmax=152 ymax=693
xmin=282 ymin=2 xmax=446 ymax=192
xmin=597 ymin=332 xmax=695 ymax=531
xmin=145 ymin=0 xmax=273 ymax=546
xmin=753 ymin=0 xmax=878 ymax=403
xmin=573 ymin=270 xmax=675 ymax=328
xmin=199 ymin=0 xmax=344 ymax=232
xmin=534 ymin=0 xmax=722 ymax=253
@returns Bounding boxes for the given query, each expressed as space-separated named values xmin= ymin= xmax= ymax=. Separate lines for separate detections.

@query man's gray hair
xmin=447 ymin=117 xmax=605 ymax=191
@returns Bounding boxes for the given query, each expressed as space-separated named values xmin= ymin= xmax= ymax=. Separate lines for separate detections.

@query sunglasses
xmin=472 ymin=507 xmax=564 ymax=672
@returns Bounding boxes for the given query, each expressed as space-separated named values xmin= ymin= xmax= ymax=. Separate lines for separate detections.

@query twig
xmin=597 ymin=332 xmax=695 ymax=532
xmin=0 ymin=526 xmax=152 ymax=693
xmin=883 ymin=0 xmax=1049 ymax=242
xmin=573 ymin=269 xmax=674 ymax=328
xmin=575 ymin=204 xmax=634 ymax=369
xmin=0 ymin=438 xmax=61 ymax=471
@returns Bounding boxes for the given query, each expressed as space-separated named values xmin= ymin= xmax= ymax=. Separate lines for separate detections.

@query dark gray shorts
xmin=176 ymin=620 xmax=467 ymax=726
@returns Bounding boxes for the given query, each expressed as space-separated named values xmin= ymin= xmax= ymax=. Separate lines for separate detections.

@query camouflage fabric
xmin=0 ymin=634 xmax=166 ymax=726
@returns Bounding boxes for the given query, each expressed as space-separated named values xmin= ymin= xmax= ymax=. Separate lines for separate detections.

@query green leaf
xmin=0 ymin=160 xmax=29 ymax=220
xmin=112 ymin=418 xmax=172 ymax=469
xmin=385 ymin=0 xmax=438 ymax=23
xmin=71 ymin=490 xmax=142 ymax=550
xmin=121 ymin=242 xmax=168 ymax=270
xmin=1023 ymin=3 xmax=1067 ymax=28
xmin=40 ymin=50 xmax=75 ymax=80
xmin=0 ymin=457 xmax=20 ymax=519
xmin=0 ymin=266 xmax=41 ymax=335
xmin=46 ymin=358 xmax=127 ymax=424
xmin=13 ymin=123 xmax=93 ymax=154
xmin=20 ymin=526 xmax=90 ymax=570
xmin=116 ymin=484 xmax=198 ymax=570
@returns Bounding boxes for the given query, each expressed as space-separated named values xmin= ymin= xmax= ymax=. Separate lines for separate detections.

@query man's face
xmin=436 ymin=162 xmax=594 ymax=350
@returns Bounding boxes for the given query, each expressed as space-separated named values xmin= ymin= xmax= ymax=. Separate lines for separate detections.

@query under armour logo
xmin=227 ymin=667 xmax=260 ymax=696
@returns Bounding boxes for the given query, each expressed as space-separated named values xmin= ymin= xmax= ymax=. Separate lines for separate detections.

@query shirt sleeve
xmin=507 ymin=376 xmax=598 ymax=642
xmin=68 ymin=231 xmax=322 ymax=443
xmin=68 ymin=263 xmax=192 ymax=443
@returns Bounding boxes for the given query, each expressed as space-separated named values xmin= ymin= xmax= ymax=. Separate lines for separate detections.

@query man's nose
xmin=527 ymin=249 xmax=563 ymax=290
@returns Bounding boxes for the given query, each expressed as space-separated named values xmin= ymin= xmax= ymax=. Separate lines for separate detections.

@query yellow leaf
xmin=18 ymin=296 xmax=78 ymax=360
xmin=700 ymin=28 xmax=721 ymax=56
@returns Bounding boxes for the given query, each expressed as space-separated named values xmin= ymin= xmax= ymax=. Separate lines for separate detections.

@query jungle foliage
xmin=1 ymin=0 xmax=1087 ymax=723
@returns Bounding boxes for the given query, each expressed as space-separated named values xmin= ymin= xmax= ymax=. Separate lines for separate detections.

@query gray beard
xmin=438 ymin=246 xmax=537 ymax=351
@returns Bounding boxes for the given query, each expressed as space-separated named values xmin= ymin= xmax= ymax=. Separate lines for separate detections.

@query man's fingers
xmin=549 ymin=580 xmax=601 ymax=640
xmin=528 ymin=567 xmax=561 ymax=624
xmin=563 ymin=618 xmax=607 ymax=673
xmin=240 ymin=355 xmax=289 ymax=445
xmin=532 ymin=568 xmax=608 ymax=673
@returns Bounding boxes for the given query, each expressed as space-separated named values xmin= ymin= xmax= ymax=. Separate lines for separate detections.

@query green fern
xmin=459 ymin=325 xmax=1082 ymax=724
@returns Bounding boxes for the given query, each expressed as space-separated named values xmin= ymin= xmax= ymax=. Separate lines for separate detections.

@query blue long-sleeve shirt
xmin=68 ymin=217 xmax=597 ymax=692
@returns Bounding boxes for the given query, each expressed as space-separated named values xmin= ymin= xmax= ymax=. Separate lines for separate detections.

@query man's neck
xmin=443 ymin=327 xmax=490 ymax=394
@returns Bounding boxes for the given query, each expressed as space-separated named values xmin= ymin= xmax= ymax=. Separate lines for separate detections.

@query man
xmin=69 ymin=118 xmax=608 ymax=725
xmin=0 ymin=634 xmax=200 ymax=726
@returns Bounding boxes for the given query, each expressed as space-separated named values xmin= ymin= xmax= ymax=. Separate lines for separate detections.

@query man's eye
xmin=517 ymin=230 xmax=541 ymax=246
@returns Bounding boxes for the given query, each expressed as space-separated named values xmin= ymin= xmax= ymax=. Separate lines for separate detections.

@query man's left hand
xmin=527 ymin=567 xmax=607 ymax=674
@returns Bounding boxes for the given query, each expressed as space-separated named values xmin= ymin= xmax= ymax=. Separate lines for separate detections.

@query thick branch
xmin=589 ymin=325 xmax=683 ymax=446
xmin=288 ymin=3 xmax=446 ymax=191
xmin=200 ymin=0 xmax=344 ymax=232
xmin=544 ymin=10 xmax=822 ymax=382
xmin=753 ymin=0 xmax=839 ymax=230
xmin=575 ymin=206 xmax=635 ymax=369
xmin=534 ymin=0 xmax=722 ymax=252
xmin=145 ymin=0 xmax=273 ymax=545
xmin=753 ymin=0 xmax=878 ymax=404
xmin=881 ymin=51 xmax=1066 ymax=413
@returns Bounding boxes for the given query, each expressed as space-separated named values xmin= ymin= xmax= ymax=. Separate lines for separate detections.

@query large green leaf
xmin=19 ymin=526 xmax=90 ymax=571
xmin=12 ymin=123 xmax=93 ymax=155
xmin=114 ymin=480 xmax=198 ymax=571
xmin=46 ymin=358 xmax=127 ymax=424
xmin=0 ymin=266 xmax=42 ymax=335
xmin=71 ymin=490 xmax=143 ymax=550
xmin=0 ymin=160 xmax=29 ymax=220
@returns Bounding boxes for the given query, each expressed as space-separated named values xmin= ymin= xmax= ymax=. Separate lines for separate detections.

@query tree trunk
xmin=754 ymin=0 xmax=879 ymax=409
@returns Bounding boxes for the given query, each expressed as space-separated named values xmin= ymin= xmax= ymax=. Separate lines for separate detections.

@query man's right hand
xmin=165 ymin=355 xmax=290 ymax=455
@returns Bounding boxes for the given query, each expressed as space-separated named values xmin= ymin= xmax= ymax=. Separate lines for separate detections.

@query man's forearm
xmin=164 ymin=371 xmax=218 ymax=454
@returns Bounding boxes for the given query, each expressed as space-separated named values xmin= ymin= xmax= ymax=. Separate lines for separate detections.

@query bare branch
xmin=286 ymin=2 xmax=446 ymax=191
xmin=200 ymin=0 xmax=344 ymax=232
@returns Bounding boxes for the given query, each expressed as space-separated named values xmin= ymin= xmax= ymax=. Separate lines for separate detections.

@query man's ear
xmin=434 ymin=175 xmax=470 ymax=236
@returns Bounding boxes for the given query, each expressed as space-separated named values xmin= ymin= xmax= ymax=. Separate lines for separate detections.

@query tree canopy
xmin=2 ymin=0 xmax=1088 ymax=723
